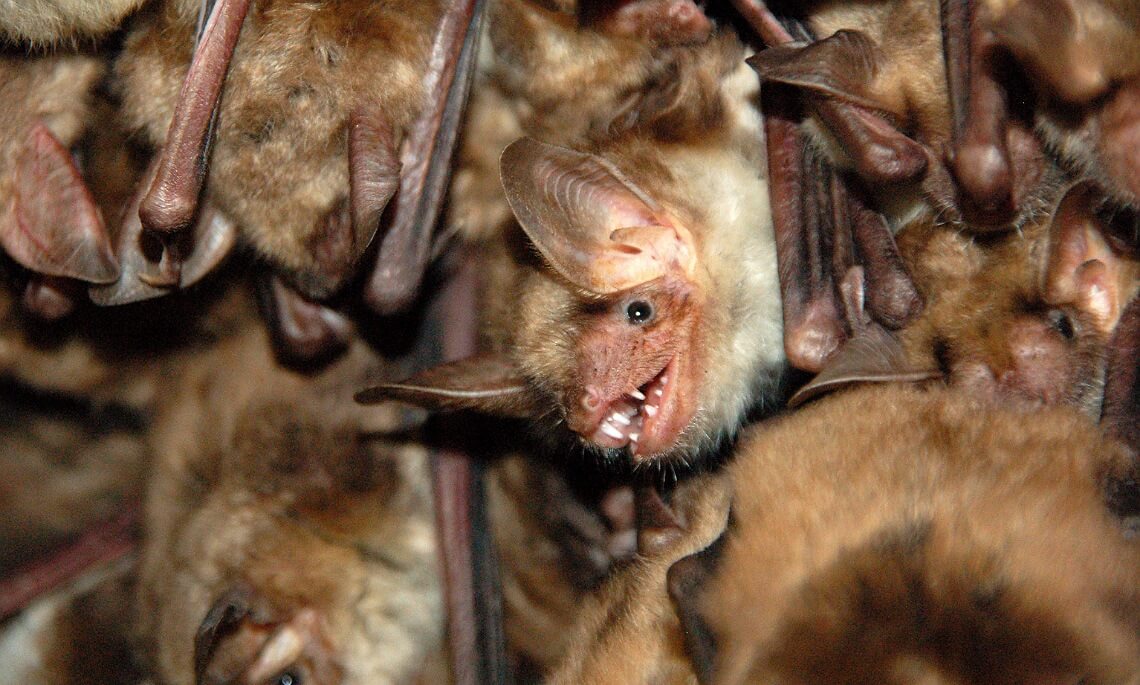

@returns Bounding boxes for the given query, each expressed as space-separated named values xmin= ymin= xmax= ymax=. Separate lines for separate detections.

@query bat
xmin=544 ymin=470 xmax=731 ymax=685
xmin=112 ymin=0 xmax=485 ymax=319
xmin=359 ymin=28 xmax=788 ymax=466
xmin=0 ymin=0 xmax=144 ymax=43
xmin=961 ymin=0 xmax=1140 ymax=211
xmin=0 ymin=53 xmax=118 ymax=320
xmin=668 ymin=382 xmax=1140 ymax=685
xmin=792 ymin=180 xmax=1140 ymax=415
xmin=137 ymin=327 xmax=442 ymax=685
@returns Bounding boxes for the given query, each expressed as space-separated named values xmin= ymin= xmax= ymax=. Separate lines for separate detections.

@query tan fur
xmin=115 ymin=0 xmax=444 ymax=289
xmin=0 ymin=557 xmax=140 ymax=685
xmin=138 ymin=326 xmax=442 ymax=685
xmin=0 ymin=0 xmax=144 ymax=43
xmin=896 ymin=202 xmax=1140 ymax=413
xmin=451 ymin=21 xmax=785 ymax=462
xmin=486 ymin=454 xmax=625 ymax=674
xmin=546 ymin=470 xmax=730 ymax=685
xmin=702 ymin=384 xmax=1140 ymax=684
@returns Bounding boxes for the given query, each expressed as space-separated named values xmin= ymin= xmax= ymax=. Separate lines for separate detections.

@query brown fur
xmin=486 ymin=454 xmax=636 ymax=676
xmin=699 ymin=383 xmax=1140 ymax=684
xmin=0 ymin=557 xmax=142 ymax=685
xmin=983 ymin=0 xmax=1140 ymax=208
xmin=545 ymin=469 xmax=730 ymax=685
xmin=895 ymin=189 xmax=1140 ymax=414
xmin=404 ymin=23 xmax=785 ymax=464
xmin=138 ymin=325 xmax=442 ymax=685
xmin=0 ymin=0 xmax=144 ymax=44
xmin=115 ymin=0 xmax=444 ymax=296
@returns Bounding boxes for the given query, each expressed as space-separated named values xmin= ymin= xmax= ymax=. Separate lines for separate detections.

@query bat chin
xmin=579 ymin=356 xmax=693 ymax=462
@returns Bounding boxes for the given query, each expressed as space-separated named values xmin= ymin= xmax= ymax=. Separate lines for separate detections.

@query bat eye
xmin=626 ymin=300 xmax=654 ymax=325
xmin=272 ymin=671 xmax=301 ymax=685
xmin=1047 ymin=309 xmax=1076 ymax=340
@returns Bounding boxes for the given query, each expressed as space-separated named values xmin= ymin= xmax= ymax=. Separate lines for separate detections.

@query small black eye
xmin=626 ymin=300 xmax=654 ymax=324
xmin=1048 ymin=309 xmax=1076 ymax=340
xmin=273 ymin=671 xmax=300 ymax=685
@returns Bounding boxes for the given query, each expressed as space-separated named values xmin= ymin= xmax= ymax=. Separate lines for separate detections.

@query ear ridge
xmin=499 ymin=137 xmax=694 ymax=294
xmin=1044 ymin=181 xmax=1134 ymax=334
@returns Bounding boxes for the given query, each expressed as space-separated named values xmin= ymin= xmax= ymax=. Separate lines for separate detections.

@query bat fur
xmin=369 ymin=24 xmax=786 ymax=466
xmin=115 ymin=0 xmax=445 ymax=299
xmin=138 ymin=323 xmax=442 ymax=685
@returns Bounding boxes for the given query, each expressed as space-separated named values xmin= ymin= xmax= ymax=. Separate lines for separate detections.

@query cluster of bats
xmin=1 ymin=0 xmax=1139 ymax=683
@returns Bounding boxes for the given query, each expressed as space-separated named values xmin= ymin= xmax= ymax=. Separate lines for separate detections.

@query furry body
xmin=139 ymin=327 xmax=441 ymax=685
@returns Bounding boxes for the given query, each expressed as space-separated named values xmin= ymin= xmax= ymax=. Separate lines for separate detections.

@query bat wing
xmin=365 ymin=0 xmax=488 ymax=315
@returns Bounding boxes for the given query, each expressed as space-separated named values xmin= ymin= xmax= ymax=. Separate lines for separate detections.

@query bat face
xmin=897 ymin=181 xmax=1140 ymax=414
xmin=361 ymin=39 xmax=786 ymax=467
xmin=503 ymin=132 xmax=783 ymax=463
xmin=139 ymin=332 xmax=441 ymax=685
xmin=675 ymin=384 xmax=1140 ymax=685
xmin=116 ymin=0 xmax=444 ymax=300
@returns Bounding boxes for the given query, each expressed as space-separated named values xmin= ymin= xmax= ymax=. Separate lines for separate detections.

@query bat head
xmin=141 ymin=334 xmax=441 ymax=685
xmin=360 ymin=129 xmax=784 ymax=465
xmin=920 ymin=181 xmax=1139 ymax=413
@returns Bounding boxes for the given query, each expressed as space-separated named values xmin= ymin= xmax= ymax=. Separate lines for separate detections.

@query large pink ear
xmin=1043 ymin=182 xmax=1138 ymax=335
xmin=2 ymin=123 xmax=118 ymax=284
xmin=499 ymin=137 xmax=695 ymax=294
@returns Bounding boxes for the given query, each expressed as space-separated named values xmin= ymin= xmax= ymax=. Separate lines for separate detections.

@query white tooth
xmin=654 ymin=388 xmax=664 ymax=397
xmin=611 ymin=411 xmax=631 ymax=426
xmin=601 ymin=422 xmax=625 ymax=439
xmin=643 ymin=404 xmax=658 ymax=417
xmin=629 ymin=432 xmax=639 ymax=442
xmin=659 ymin=375 xmax=668 ymax=386
xmin=629 ymin=389 xmax=646 ymax=401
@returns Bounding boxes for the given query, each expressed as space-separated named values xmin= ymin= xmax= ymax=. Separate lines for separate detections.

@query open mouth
xmin=588 ymin=357 xmax=678 ymax=459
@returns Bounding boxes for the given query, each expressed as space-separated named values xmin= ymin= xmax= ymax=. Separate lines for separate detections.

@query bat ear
xmin=667 ymin=531 xmax=726 ymax=685
xmin=355 ymin=353 xmax=536 ymax=419
xmin=258 ymin=275 xmax=354 ymax=366
xmin=788 ymin=322 xmax=940 ymax=408
xmin=194 ymin=585 xmax=253 ymax=684
xmin=1 ymin=123 xmax=118 ymax=284
xmin=747 ymin=30 xmax=883 ymax=110
xmin=499 ymin=137 xmax=696 ymax=294
xmin=195 ymin=589 xmax=340 ymax=685
xmin=1043 ymin=182 xmax=1136 ymax=336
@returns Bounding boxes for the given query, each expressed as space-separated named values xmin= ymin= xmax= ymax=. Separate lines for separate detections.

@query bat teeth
xmin=643 ymin=404 xmax=658 ymax=418
xmin=611 ymin=411 xmax=632 ymax=426
xmin=601 ymin=421 xmax=625 ymax=440
xmin=629 ymin=432 xmax=639 ymax=443
xmin=629 ymin=389 xmax=647 ymax=401
xmin=654 ymin=387 xmax=664 ymax=397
